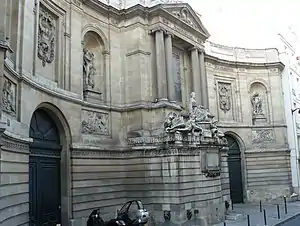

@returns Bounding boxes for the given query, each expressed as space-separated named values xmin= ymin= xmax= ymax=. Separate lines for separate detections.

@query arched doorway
xmin=29 ymin=109 xmax=62 ymax=226
xmin=226 ymin=135 xmax=244 ymax=203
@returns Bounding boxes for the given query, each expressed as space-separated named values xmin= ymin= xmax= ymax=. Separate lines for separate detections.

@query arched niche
xmin=249 ymin=81 xmax=269 ymax=125
xmin=82 ymin=30 xmax=108 ymax=102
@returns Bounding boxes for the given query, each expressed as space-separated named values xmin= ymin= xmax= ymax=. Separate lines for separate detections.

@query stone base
xmin=83 ymin=89 xmax=103 ymax=104
xmin=252 ymin=114 xmax=267 ymax=125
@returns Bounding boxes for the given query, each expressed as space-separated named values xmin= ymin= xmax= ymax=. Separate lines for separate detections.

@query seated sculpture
xmin=164 ymin=92 xmax=226 ymax=142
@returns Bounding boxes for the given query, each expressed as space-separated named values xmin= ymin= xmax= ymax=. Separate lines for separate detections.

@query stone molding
xmin=205 ymin=54 xmax=285 ymax=71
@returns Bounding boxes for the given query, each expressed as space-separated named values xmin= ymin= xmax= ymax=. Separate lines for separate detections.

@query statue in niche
xmin=83 ymin=48 xmax=96 ymax=89
xmin=251 ymin=92 xmax=263 ymax=115
xmin=2 ymin=79 xmax=16 ymax=115
xmin=38 ymin=8 xmax=55 ymax=67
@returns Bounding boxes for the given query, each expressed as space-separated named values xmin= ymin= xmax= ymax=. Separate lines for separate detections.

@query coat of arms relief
xmin=38 ymin=7 xmax=56 ymax=67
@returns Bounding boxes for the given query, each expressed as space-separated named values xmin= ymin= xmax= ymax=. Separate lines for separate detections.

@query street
xmin=282 ymin=215 xmax=300 ymax=226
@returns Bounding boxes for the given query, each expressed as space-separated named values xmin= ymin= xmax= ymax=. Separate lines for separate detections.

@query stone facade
xmin=0 ymin=1 xmax=291 ymax=226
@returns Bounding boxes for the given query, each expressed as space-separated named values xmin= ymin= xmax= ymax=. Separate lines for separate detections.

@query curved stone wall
xmin=205 ymin=41 xmax=291 ymax=203
xmin=0 ymin=1 xmax=291 ymax=226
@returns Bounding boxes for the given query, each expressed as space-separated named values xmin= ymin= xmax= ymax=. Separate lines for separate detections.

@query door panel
xmin=228 ymin=154 xmax=243 ymax=203
xmin=29 ymin=109 xmax=61 ymax=226
xmin=226 ymin=135 xmax=244 ymax=204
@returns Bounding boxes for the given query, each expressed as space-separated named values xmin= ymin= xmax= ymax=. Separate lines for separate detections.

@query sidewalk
xmin=213 ymin=201 xmax=300 ymax=226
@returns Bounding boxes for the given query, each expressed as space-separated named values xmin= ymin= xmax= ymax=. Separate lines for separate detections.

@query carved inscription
xmin=82 ymin=110 xmax=109 ymax=135
xmin=218 ymin=82 xmax=231 ymax=113
xmin=38 ymin=7 xmax=56 ymax=66
xmin=2 ymin=77 xmax=16 ymax=116
xmin=252 ymin=129 xmax=274 ymax=143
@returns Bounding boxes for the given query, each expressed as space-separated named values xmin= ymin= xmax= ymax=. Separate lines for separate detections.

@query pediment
xmin=160 ymin=3 xmax=210 ymax=39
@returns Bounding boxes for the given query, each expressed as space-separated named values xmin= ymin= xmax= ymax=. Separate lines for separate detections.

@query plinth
xmin=252 ymin=113 xmax=267 ymax=125
xmin=83 ymin=89 xmax=103 ymax=104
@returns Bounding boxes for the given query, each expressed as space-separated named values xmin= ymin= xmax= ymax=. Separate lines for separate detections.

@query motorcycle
xmin=87 ymin=200 xmax=149 ymax=226
xmin=87 ymin=209 xmax=125 ymax=226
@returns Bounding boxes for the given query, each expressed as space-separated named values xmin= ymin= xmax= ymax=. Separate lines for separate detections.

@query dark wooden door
xmin=226 ymin=135 xmax=244 ymax=204
xmin=29 ymin=109 xmax=62 ymax=226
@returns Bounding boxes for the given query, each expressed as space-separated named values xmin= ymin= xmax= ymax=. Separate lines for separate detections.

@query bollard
xmin=223 ymin=221 xmax=226 ymax=226
xmin=247 ymin=215 xmax=250 ymax=226
xmin=284 ymin=196 xmax=287 ymax=214
xmin=277 ymin=204 xmax=280 ymax=219
xmin=263 ymin=209 xmax=267 ymax=225
xmin=259 ymin=200 xmax=262 ymax=212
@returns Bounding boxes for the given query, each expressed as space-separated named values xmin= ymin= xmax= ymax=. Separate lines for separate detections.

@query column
xmin=199 ymin=50 xmax=209 ymax=108
xmin=155 ymin=29 xmax=167 ymax=100
xmin=190 ymin=47 xmax=201 ymax=105
xmin=165 ymin=32 xmax=175 ymax=102
xmin=0 ymin=0 xmax=7 ymax=42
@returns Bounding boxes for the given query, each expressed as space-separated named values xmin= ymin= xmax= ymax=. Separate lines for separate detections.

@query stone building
xmin=0 ymin=0 xmax=291 ymax=226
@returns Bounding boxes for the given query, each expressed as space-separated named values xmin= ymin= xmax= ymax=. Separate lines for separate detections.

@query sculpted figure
xmin=188 ymin=92 xmax=197 ymax=114
xmin=83 ymin=48 xmax=96 ymax=89
xmin=251 ymin=92 xmax=263 ymax=115
xmin=2 ymin=80 xmax=15 ymax=114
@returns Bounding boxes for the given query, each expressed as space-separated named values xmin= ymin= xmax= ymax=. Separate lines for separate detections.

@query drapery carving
xmin=164 ymin=92 xmax=226 ymax=144
xmin=251 ymin=92 xmax=263 ymax=115
xmin=83 ymin=48 xmax=96 ymax=89
xmin=38 ymin=7 xmax=55 ymax=66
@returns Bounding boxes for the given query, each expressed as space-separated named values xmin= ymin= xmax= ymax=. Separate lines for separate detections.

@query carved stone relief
xmin=252 ymin=129 xmax=275 ymax=143
xmin=218 ymin=82 xmax=231 ymax=113
xmin=82 ymin=110 xmax=109 ymax=135
xmin=83 ymin=48 xmax=96 ymax=90
xmin=38 ymin=7 xmax=56 ymax=67
xmin=2 ymin=77 xmax=16 ymax=116
xmin=172 ymin=7 xmax=196 ymax=28
xmin=163 ymin=92 xmax=227 ymax=145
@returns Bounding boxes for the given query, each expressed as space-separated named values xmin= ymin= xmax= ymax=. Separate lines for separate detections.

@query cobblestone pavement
xmin=212 ymin=201 xmax=300 ymax=226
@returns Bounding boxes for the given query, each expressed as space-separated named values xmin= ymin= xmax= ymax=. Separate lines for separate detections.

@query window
xmin=172 ymin=52 xmax=182 ymax=102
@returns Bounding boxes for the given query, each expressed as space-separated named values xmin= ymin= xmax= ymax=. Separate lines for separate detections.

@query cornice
xmin=205 ymin=54 xmax=285 ymax=71
xmin=82 ymin=1 xmax=208 ymax=41
xmin=4 ymin=60 xmax=182 ymax=113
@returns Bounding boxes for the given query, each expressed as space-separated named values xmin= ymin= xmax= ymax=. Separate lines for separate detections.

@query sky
xmin=185 ymin=0 xmax=300 ymax=49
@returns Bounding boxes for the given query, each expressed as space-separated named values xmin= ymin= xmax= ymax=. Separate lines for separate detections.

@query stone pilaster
xmin=0 ymin=0 xmax=8 ymax=41
xmin=165 ymin=32 xmax=175 ymax=102
xmin=154 ymin=28 xmax=167 ymax=100
xmin=199 ymin=50 xmax=209 ymax=108
xmin=190 ymin=47 xmax=201 ymax=105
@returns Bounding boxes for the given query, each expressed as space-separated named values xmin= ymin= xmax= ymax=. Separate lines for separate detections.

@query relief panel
xmin=215 ymin=80 xmax=236 ymax=122
xmin=38 ymin=6 xmax=56 ymax=67
xmin=252 ymin=129 xmax=275 ymax=144
xmin=2 ymin=76 xmax=16 ymax=116
xmin=81 ymin=110 xmax=109 ymax=135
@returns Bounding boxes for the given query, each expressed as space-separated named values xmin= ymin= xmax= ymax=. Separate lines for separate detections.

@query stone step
xmin=225 ymin=213 xmax=245 ymax=221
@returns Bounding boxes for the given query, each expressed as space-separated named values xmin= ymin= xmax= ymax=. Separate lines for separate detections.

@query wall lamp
xmin=292 ymin=108 xmax=300 ymax=114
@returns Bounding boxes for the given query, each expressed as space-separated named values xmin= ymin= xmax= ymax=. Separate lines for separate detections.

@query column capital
xmin=165 ymin=31 xmax=174 ymax=38
xmin=189 ymin=46 xmax=201 ymax=52
xmin=149 ymin=27 xmax=166 ymax=35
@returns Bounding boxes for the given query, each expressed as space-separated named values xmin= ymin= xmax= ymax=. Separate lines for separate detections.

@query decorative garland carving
xmin=218 ymin=82 xmax=231 ymax=113
xmin=38 ymin=7 xmax=56 ymax=66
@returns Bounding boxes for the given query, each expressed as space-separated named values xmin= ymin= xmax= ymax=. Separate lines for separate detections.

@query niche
xmin=82 ymin=31 xmax=106 ymax=103
xmin=249 ymin=82 xmax=269 ymax=125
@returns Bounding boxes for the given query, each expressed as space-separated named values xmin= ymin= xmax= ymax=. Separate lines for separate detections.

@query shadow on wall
xmin=150 ymin=210 xmax=207 ymax=226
